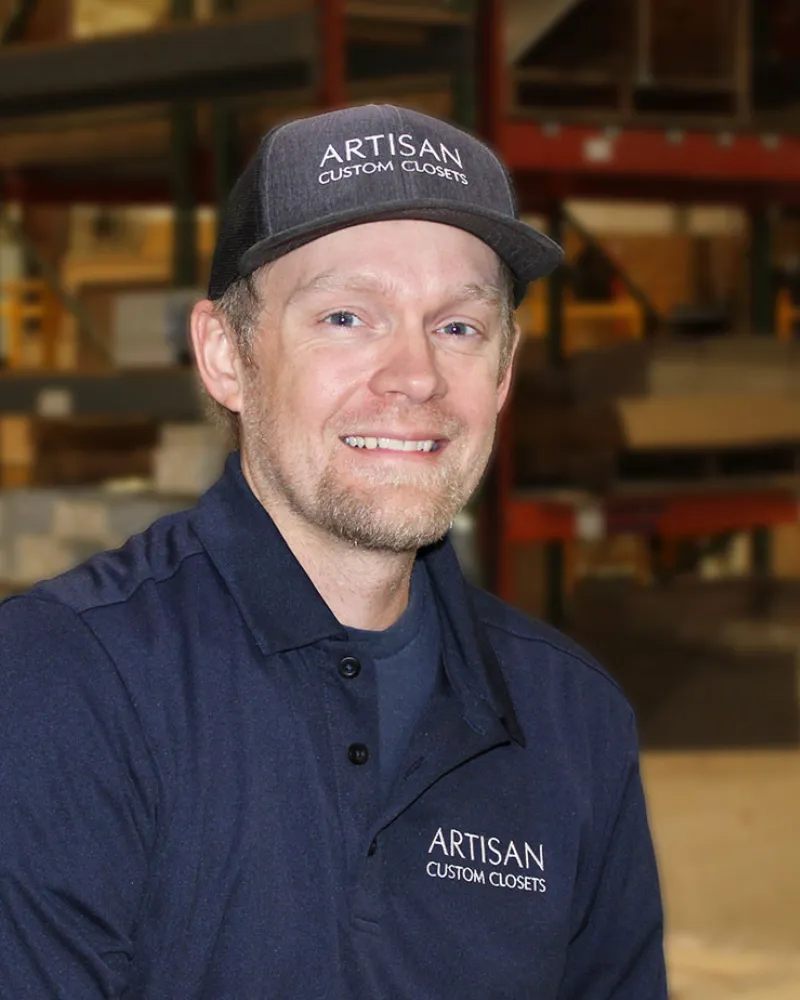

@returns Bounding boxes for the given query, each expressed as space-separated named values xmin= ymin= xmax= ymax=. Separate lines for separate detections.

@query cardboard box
xmin=0 ymin=415 xmax=33 ymax=465
xmin=0 ymin=464 xmax=33 ymax=488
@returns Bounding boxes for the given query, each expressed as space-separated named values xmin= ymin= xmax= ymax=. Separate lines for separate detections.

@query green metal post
xmin=170 ymin=103 xmax=198 ymax=288
xmin=545 ymin=203 xmax=566 ymax=624
xmin=547 ymin=204 xmax=565 ymax=367
xmin=752 ymin=527 xmax=771 ymax=575
xmin=0 ymin=199 xmax=4 ymax=366
xmin=749 ymin=206 xmax=774 ymax=336
xmin=748 ymin=205 xmax=775 ymax=577
xmin=212 ymin=0 xmax=239 ymax=225
xmin=751 ymin=524 xmax=772 ymax=615
xmin=750 ymin=0 xmax=770 ymax=80
xmin=451 ymin=0 xmax=477 ymax=130
xmin=212 ymin=106 xmax=237 ymax=231
xmin=170 ymin=0 xmax=198 ymax=289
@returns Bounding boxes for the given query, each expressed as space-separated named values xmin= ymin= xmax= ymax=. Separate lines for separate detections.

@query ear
xmin=190 ymin=300 xmax=243 ymax=414
xmin=496 ymin=319 xmax=522 ymax=413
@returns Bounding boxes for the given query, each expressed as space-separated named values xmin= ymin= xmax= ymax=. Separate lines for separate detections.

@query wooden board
xmin=618 ymin=395 xmax=800 ymax=450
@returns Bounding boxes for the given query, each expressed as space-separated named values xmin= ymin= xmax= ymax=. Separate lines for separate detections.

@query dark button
xmin=348 ymin=742 xmax=370 ymax=766
xmin=367 ymin=839 xmax=378 ymax=857
xmin=338 ymin=656 xmax=361 ymax=679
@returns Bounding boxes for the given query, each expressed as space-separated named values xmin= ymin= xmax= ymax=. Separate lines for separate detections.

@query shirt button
xmin=348 ymin=742 xmax=370 ymax=765
xmin=338 ymin=656 xmax=361 ymax=679
xmin=367 ymin=839 xmax=378 ymax=857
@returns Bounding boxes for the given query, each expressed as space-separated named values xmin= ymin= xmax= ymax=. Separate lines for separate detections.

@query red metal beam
xmin=512 ymin=169 xmax=800 ymax=210
xmin=319 ymin=0 xmax=346 ymax=109
xmin=2 ymin=152 xmax=216 ymax=205
xmin=479 ymin=0 xmax=505 ymax=146
xmin=2 ymin=170 xmax=169 ymax=204
xmin=500 ymin=120 xmax=800 ymax=187
xmin=624 ymin=489 xmax=800 ymax=538
xmin=505 ymin=496 xmax=579 ymax=545
xmin=505 ymin=488 xmax=800 ymax=545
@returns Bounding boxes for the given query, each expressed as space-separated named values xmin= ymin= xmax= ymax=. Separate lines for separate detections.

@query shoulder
xmin=0 ymin=505 xmax=211 ymax=683
xmin=0 ymin=506 xmax=209 ymax=753
xmin=23 ymin=504 xmax=204 ymax=618
xmin=469 ymin=585 xmax=633 ymax=716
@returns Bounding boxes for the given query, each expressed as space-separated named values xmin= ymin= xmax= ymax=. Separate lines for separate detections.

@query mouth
xmin=342 ymin=435 xmax=442 ymax=453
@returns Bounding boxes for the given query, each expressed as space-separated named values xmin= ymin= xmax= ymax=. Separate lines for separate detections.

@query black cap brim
xmin=237 ymin=200 xmax=563 ymax=306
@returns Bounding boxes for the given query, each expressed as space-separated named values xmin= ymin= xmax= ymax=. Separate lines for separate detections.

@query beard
xmin=239 ymin=378 xmax=496 ymax=554
xmin=308 ymin=452 xmax=472 ymax=552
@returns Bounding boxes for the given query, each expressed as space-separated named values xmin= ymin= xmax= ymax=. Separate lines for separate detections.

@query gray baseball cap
xmin=208 ymin=104 xmax=563 ymax=306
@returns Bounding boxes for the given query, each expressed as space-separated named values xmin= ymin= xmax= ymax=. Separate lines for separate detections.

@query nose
xmin=368 ymin=323 xmax=447 ymax=403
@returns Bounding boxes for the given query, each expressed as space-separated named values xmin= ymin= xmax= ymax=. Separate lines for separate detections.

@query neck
xmin=243 ymin=466 xmax=416 ymax=631
xmin=285 ymin=527 xmax=415 ymax=631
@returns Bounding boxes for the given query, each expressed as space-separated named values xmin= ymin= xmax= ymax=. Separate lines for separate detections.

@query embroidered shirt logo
xmin=317 ymin=132 xmax=469 ymax=187
xmin=426 ymin=826 xmax=547 ymax=893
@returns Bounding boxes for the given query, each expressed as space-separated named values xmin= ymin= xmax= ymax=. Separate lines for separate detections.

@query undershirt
xmin=346 ymin=561 xmax=441 ymax=785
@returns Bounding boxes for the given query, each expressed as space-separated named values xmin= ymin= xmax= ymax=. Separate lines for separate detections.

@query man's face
xmin=237 ymin=219 xmax=516 ymax=553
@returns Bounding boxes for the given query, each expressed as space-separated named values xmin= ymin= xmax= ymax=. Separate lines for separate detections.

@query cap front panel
xmin=265 ymin=106 xmax=515 ymax=233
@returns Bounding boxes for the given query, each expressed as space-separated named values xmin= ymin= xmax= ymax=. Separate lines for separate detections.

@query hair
xmin=205 ymin=255 xmax=519 ymax=446
xmin=204 ymin=270 xmax=263 ymax=446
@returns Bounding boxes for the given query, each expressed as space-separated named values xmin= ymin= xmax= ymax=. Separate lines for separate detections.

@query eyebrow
xmin=285 ymin=271 xmax=505 ymax=311
xmin=451 ymin=282 xmax=505 ymax=310
xmin=285 ymin=271 xmax=388 ymax=306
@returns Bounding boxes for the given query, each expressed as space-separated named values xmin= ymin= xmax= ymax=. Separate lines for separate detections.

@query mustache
xmin=332 ymin=402 xmax=465 ymax=438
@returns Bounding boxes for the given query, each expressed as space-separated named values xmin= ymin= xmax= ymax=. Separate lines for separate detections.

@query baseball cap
xmin=208 ymin=104 xmax=563 ymax=306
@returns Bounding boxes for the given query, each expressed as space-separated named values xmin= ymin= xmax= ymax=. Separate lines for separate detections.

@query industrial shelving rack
xmin=2 ymin=0 xmax=800 ymax=617
xmin=481 ymin=0 xmax=800 ymax=617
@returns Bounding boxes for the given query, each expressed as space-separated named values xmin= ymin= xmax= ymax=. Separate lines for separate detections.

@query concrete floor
xmin=642 ymin=751 xmax=800 ymax=999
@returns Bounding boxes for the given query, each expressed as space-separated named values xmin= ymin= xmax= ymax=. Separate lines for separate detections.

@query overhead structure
xmin=0 ymin=13 xmax=317 ymax=117
xmin=0 ymin=0 xmax=476 ymax=203
xmin=0 ymin=4 xmax=474 ymax=118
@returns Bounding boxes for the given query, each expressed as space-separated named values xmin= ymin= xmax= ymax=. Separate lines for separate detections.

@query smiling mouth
xmin=342 ymin=435 xmax=441 ymax=453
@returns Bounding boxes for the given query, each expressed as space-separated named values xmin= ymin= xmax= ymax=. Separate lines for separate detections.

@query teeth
xmin=344 ymin=436 xmax=437 ymax=452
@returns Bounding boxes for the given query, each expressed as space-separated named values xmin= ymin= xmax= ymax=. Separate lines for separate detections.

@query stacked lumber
xmin=568 ymin=338 xmax=800 ymax=401
xmin=511 ymin=338 xmax=800 ymax=488
xmin=0 ymin=415 xmax=158 ymax=487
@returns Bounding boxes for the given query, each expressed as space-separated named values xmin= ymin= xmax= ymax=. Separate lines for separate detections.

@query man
xmin=0 ymin=105 xmax=667 ymax=998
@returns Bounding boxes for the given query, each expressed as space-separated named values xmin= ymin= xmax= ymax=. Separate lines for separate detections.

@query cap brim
xmin=237 ymin=200 xmax=563 ymax=306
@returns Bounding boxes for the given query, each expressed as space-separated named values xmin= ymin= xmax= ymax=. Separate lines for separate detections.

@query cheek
xmin=273 ymin=352 xmax=365 ymax=430
xmin=452 ymin=367 xmax=505 ymax=427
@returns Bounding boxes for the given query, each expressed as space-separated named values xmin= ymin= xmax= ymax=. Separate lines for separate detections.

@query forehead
xmin=261 ymin=220 xmax=503 ymax=303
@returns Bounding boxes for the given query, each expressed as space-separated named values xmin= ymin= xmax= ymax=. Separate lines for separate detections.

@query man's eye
xmin=440 ymin=321 xmax=478 ymax=338
xmin=324 ymin=311 xmax=364 ymax=328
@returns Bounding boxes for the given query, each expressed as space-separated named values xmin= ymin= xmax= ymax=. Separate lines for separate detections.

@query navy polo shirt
xmin=0 ymin=453 xmax=667 ymax=999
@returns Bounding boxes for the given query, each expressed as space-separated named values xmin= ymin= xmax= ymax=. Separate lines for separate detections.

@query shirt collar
xmin=190 ymin=452 xmax=524 ymax=747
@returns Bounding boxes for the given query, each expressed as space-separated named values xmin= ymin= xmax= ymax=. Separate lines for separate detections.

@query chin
xmin=317 ymin=489 xmax=460 ymax=553
xmin=333 ymin=517 xmax=451 ymax=554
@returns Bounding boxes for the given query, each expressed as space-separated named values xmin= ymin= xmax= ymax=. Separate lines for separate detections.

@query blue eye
xmin=324 ymin=311 xmax=363 ymax=327
xmin=441 ymin=321 xmax=478 ymax=337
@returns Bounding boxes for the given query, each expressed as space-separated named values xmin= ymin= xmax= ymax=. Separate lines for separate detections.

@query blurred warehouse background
xmin=1 ymin=1 xmax=800 ymax=995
